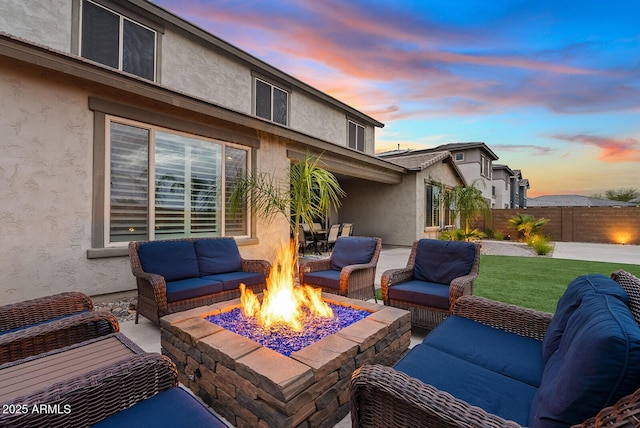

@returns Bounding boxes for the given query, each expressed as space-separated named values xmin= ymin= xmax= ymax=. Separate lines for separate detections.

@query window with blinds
xmin=107 ymin=119 xmax=248 ymax=245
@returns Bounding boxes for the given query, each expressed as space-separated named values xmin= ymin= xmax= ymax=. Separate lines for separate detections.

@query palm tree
xmin=448 ymin=180 xmax=491 ymax=239
xmin=508 ymin=213 xmax=549 ymax=242
xmin=229 ymin=152 xmax=345 ymax=253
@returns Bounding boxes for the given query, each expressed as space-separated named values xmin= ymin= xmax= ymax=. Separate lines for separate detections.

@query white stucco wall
xmin=160 ymin=31 xmax=252 ymax=113
xmin=289 ymin=91 xmax=345 ymax=146
xmin=0 ymin=0 xmax=71 ymax=52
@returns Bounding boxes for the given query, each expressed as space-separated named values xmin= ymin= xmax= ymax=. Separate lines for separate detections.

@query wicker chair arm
xmin=452 ymin=295 xmax=552 ymax=340
xmin=0 ymin=311 xmax=120 ymax=364
xmin=573 ymin=387 xmax=640 ymax=427
xmin=350 ymin=364 xmax=522 ymax=428
xmin=299 ymin=258 xmax=333 ymax=282
xmin=0 ymin=292 xmax=93 ymax=333
xmin=0 ymin=353 xmax=178 ymax=428
xmin=449 ymin=273 xmax=478 ymax=306
xmin=380 ymin=268 xmax=414 ymax=303
xmin=241 ymin=258 xmax=272 ymax=277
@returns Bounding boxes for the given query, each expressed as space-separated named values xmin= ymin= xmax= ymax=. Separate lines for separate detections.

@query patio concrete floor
xmin=117 ymin=241 xmax=640 ymax=427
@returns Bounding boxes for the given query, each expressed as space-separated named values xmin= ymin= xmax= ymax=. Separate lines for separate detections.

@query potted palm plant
xmin=229 ymin=152 xmax=345 ymax=254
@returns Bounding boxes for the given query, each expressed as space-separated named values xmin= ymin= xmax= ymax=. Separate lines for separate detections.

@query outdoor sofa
xmin=351 ymin=272 xmax=640 ymax=427
xmin=0 ymin=292 xmax=119 ymax=364
xmin=0 ymin=339 xmax=226 ymax=427
xmin=129 ymin=237 xmax=271 ymax=325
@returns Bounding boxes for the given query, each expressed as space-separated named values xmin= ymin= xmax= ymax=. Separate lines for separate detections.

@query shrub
xmin=508 ymin=213 xmax=549 ymax=241
xmin=440 ymin=228 xmax=486 ymax=241
xmin=493 ymin=231 xmax=505 ymax=241
xmin=528 ymin=234 xmax=553 ymax=255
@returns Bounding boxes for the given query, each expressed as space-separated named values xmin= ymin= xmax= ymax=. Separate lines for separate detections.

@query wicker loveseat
xmin=129 ymin=237 xmax=271 ymax=325
xmin=351 ymin=273 xmax=640 ymax=428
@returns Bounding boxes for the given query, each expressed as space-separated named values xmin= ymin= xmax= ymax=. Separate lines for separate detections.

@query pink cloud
xmin=550 ymin=134 xmax=640 ymax=162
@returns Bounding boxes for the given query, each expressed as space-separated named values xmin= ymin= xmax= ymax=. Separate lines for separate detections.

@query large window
xmin=255 ymin=78 xmax=288 ymax=125
xmin=348 ymin=120 xmax=365 ymax=152
xmin=107 ymin=118 xmax=248 ymax=245
xmin=81 ymin=0 xmax=156 ymax=81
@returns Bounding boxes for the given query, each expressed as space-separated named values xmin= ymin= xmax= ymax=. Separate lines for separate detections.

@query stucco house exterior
xmin=374 ymin=150 xmax=467 ymax=245
xmin=1 ymin=0 xmax=421 ymax=303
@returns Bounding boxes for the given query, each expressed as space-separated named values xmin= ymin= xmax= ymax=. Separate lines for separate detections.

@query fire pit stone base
xmin=160 ymin=294 xmax=410 ymax=427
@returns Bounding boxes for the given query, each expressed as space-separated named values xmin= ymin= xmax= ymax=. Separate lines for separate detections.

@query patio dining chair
xmin=340 ymin=223 xmax=353 ymax=237
xmin=300 ymin=236 xmax=382 ymax=301
xmin=318 ymin=224 xmax=341 ymax=252
xmin=381 ymin=239 xmax=481 ymax=329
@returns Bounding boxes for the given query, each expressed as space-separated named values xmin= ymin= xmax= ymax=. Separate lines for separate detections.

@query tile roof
xmin=527 ymin=195 xmax=637 ymax=207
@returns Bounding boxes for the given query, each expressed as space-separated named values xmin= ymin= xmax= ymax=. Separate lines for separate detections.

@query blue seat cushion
xmin=202 ymin=271 xmax=265 ymax=291
xmin=330 ymin=237 xmax=377 ymax=271
xmin=303 ymin=270 xmax=341 ymax=290
xmin=424 ymin=316 xmax=544 ymax=387
xmin=542 ymin=274 xmax=628 ymax=363
xmin=388 ymin=280 xmax=450 ymax=309
xmin=413 ymin=239 xmax=476 ymax=284
xmin=166 ymin=278 xmax=223 ymax=303
xmin=91 ymin=387 xmax=228 ymax=428
xmin=138 ymin=241 xmax=199 ymax=281
xmin=194 ymin=238 xmax=242 ymax=275
xmin=530 ymin=276 xmax=640 ymax=428
xmin=394 ymin=344 xmax=536 ymax=426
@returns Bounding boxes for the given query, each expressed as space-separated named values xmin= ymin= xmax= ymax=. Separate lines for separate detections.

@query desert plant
xmin=528 ymin=234 xmax=553 ymax=255
xmin=508 ymin=213 xmax=549 ymax=242
xmin=440 ymin=228 xmax=486 ymax=241
xmin=229 ymin=152 xmax=345 ymax=252
xmin=447 ymin=180 xmax=491 ymax=239
xmin=493 ymin=231 xmax=505 ymax=241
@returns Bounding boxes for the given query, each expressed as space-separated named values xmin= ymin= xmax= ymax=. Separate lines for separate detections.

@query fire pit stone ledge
xmin=160 ymin=293 xmax=411 ymax=427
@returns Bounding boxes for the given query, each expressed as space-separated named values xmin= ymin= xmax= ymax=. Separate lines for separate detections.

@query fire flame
xmin=240 ymin=241 xmax=333 ymax=331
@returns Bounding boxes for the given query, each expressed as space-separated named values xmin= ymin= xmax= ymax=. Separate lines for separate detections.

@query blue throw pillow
xmin=138 ymin=241 xmax=199 ymax=282
xmin=413 ymin=239 xmax=476 ymax=285
xmin=330 ymin=237 xmax=377 ymax=271
xmin=542 ymin=274 xmax=628 ymax=363
xmin=194 ymin=238 xmax=242 ymax=275
xmin=530 ymin=278 xmax=640 ymax=428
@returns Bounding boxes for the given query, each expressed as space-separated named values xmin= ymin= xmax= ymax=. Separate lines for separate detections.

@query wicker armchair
xmin=351 ymin=295 xmax=640 ymax=428
xmin=129 ymin=237 xmax=271 ymax=325
xmin=300 ymin=236 xmax=382 ymax=301
xmin=381 ymin=239 xmax=481 ymax=329
xmin=0 ymin=292 xmax=119 ymax=364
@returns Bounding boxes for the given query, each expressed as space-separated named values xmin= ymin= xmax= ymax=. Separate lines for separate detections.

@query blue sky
xmin=153 ymin=0 xmax=640 ymax=197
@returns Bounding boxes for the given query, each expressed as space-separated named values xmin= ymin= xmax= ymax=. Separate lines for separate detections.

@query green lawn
xmin=475 ymin=255 xmax=640 ymax=313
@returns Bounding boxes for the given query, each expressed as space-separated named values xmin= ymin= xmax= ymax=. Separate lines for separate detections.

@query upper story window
xmin=255 ymin=78 xmax=288 ymax=125
xmin=80 ymin=0 xmax=156 ymax=81
xmin=348 ymin=120 xmax=365 ymax=152
xmin=454 ymin=152 xmax=464 ymax=161
xmin=480 ymin=154 xmax=492 ymax=179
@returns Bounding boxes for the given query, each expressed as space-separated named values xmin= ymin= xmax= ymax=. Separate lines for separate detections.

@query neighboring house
xmin=511 ymin=170 xmax=529 ymax=208
xmin=430 ymin=142 xmax=499 ymax=204
xmin=491 ymin=164 xmax=514 ymax=209
xmin=372 ymin=150 xmax=467 ymax=244
xmin=0 ymin=0 xmax=412 ymax=302
xmin=527 ymin=195 xmax=638 ymax=207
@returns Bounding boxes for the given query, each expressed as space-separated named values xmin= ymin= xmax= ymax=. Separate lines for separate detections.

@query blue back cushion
xmin=542 ymin=274 xmax=628 ymax=363
xmin=530 ymin=276 xmax=640 ymax=428
xmin=194 ymin=238 xmax=242 ymax=275
xmin=413 ymin=239 xmax=476 ymax=284
xmin=331 ymin=237 xmax=377 ymax=271
xmin=138 ymin=241 xmax=199 ymax=281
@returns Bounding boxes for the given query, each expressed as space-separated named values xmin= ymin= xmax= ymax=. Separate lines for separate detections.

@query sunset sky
xmin=153 ymin=0 xmax=640 ymax=197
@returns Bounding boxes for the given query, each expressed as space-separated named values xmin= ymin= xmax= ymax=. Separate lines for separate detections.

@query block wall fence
xmin=474 ymin=207 xmax=640 ymax=245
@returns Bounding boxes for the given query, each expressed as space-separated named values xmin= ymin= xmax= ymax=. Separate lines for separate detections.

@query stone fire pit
xmin=160 ymin=293 xmax=411 ymax=427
